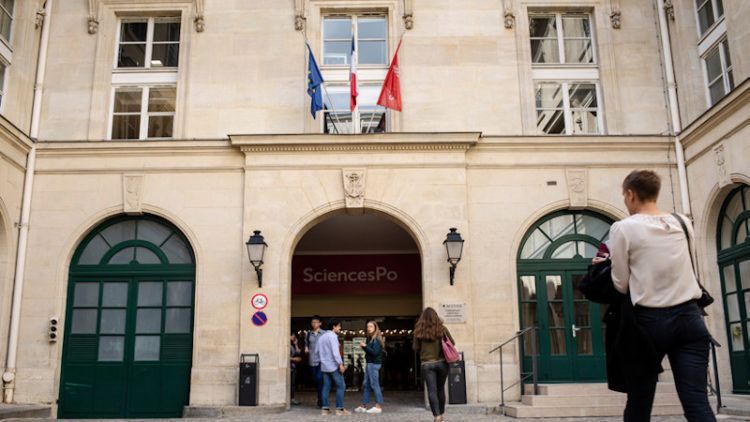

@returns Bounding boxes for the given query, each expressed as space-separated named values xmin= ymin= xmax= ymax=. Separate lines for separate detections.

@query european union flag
xmin=307 ymin=44 xmax=325 ymax=118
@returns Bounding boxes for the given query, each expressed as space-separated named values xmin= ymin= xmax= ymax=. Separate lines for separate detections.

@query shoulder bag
xmin=671 ymin=213 xmax=715 ymax=310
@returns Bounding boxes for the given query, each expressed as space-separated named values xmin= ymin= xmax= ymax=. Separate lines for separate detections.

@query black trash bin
xmin=447 ymin=356 xmax=467 ymax=405
xmin=239 ymin=354 xmax=259 ymax=406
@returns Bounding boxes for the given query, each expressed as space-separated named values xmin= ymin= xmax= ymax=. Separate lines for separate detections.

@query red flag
xmin=377 ymin=40 xmax=402 ymax=111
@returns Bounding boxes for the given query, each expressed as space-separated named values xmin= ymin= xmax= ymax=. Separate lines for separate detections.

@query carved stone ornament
xmin=664 ymin=0 xmax=675 ymax=21
xmin=402 ymin=0 xmax=414 ymax=30
xmin=194 ymin=0 xmax=206 ymax=32
xmin=343 ymin=169 xmax=366 ymax=208
xmin=714 ymin=144 xmax=732 ymax=188
xmin=294 ymin=0 xmax=306 ymax=31
xmin=566 ymin=169 xmax=588 ymax=209
xmin=87 ymin=0 xmax=99 ymax=34
xmin=610 ymin=9 xmax=621 ymax=29
xmin=295 ymin=14 xmax=306 ymax=31
xmin=123 ymin=174 xmax=144 ymax=214
xmin=503 ymin=0 xmax=515 ymax=29
xmin=35 ymin=8 xmax=45 ymax=29
xmin=403 ymin=13 xmax=414 ymax=30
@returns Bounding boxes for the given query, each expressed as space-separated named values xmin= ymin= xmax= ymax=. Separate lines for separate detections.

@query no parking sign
xmin=251 ymin=311 xmax=268 ymax=326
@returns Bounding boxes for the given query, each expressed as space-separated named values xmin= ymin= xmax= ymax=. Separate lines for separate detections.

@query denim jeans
xmin=321 ymin=370 xmax=346 ymax=410
xmin=625 ymin=301 xmax=716 ymax=422
xmin=310 ymin=364 xmax=323 ymax=406
xmin=422 ymin=361 xmax=449 ymax=417
xmin=362 ymin=363 xmax=383 ymax=405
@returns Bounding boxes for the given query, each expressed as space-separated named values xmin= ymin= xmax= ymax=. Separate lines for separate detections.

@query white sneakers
xmin=354 ymin=405 xmax=383 ymax=414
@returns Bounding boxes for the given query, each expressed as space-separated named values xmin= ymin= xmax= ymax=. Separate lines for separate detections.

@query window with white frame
xmin=118 ymin=18 xmax=180 ymax=68
xmin=0 ymin=0 xmax=12 ymax=43
xmin=111 ymin=86 xmax=175 ymax=140
xmin=695 ymin=0 xmax=723 ymax=36
xmin=529 ymin=12 xmax=602 ymax=135
xmin=110 ymin=15 xmax=180 ymax=140
xmin=704 ymin=38 xmax=734 ymax=106
xmin=320 ymin=14 xmax=388 ymax=134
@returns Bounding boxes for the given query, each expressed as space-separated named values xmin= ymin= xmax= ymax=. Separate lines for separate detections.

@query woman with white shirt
xmin=606 ymin=170 xmax=715 ymax=422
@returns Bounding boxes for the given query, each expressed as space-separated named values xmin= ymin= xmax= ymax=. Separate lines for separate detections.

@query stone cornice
xmin=680 ymin=78 xmax=750 ymax=148
xmin=35 ymin=139 xmax=233 ymax=156
xmin=476 ymin=135 xmax=673 ymax=151
xmin=229 ymin=132 xmax=481 ymax=153
xmin=0 ymin=115 xmax=33 ymax=170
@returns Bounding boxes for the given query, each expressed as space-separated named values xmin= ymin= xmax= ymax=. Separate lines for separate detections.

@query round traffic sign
xmin=251 ymin=293 xmax=268 ymax=310
xmin=251 ymin=311 xmax=268 ymax=326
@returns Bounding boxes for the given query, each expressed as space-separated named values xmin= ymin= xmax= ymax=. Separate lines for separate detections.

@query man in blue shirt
xmin=314 ymin=319 xmax=349 ymax=415
xmin=304 ymin=315 xmax=325 ymax=407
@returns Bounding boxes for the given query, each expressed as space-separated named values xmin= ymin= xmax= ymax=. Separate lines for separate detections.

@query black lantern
xmin=246 ymin=230 xmax=268 ymax=288
xmin=443 ymin=227 xmax=464 ymax=285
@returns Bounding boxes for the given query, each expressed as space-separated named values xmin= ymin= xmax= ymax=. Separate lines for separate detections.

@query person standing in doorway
xmin=305 ymin=315 xmax=325 ymax=408
xmin=607 ymin=169 xmax=715 ymax=422
xmin=354 ymin=320 xmax=385 ymax=414
xmin=413 ymin=307 xmax=455 ymax=422
xmin=290 ymin=334 xmax=302 ymax=406
xmin=315 ymin=319 xmax=350 ymax=416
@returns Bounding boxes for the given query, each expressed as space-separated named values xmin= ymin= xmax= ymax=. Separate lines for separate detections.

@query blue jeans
xmin=625 ymin=302 xmax=716 ymax=422
xmin=310 ymin=364 xmax=323 ymax=406
xmin=362 ymin=363 xmax=383 ymax=405
xmin=321 ymin=370 xmax=346 ymax=410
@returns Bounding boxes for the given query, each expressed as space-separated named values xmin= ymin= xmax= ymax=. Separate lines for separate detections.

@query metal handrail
xmin=708 ymin=336 xmax=723 ymax=414
xmin=489 ymin=327 xmax=539 ymax=410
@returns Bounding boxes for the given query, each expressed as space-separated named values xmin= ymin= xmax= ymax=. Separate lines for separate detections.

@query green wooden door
xmin=717 ymin=185 xmax=750 ymax=393
xmin=518 ymin=211 xmax=611 ymax=383
xmin=59 ymin=216 xmax=195 ymax=418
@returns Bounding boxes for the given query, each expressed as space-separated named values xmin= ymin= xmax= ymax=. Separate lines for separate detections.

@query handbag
xmin=671 ymin=213 xmax=715 ymax=310
xmin=441 ymin=334 xmax=460 ymax=363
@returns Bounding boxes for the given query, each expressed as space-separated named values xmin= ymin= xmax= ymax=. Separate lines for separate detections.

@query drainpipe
xmin=656 ymin=0 xmax=692 ymax=216
xmin=2 ymin=0 xmax=52 ymax=404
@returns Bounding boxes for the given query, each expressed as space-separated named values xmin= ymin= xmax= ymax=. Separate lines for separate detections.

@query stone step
xmin=0 ymin=404 xmax=51 ymax=419
xmin=523 ymin=382 xmax=676 ymax=396
xmin=504 ymin=402 xmax=683 ymax=418
xmin=521 ymin=392 xmax=680 ymax=407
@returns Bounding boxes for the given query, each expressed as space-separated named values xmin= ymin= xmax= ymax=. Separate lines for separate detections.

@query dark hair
xmin=622 ymin=170 xmax=661 ymax=202
xmin=413 ymin=307 xmax=445 ymax=342
xmin=311 ymin=315 xmax=322 ymax=323
xmin=326 ymin=318 xmax=342 ymax=330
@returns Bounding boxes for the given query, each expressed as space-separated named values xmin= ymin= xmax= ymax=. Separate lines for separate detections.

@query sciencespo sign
xmin=291 ymin=254 xmax=421 ymax=295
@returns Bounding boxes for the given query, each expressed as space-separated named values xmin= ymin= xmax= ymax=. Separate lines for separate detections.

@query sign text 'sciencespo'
xmin=302 ymin=266 xmax=398 ymax=283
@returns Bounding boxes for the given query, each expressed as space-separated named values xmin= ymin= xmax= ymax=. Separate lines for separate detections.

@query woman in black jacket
xmin=354 ymin=320 xmax=385 ymax=414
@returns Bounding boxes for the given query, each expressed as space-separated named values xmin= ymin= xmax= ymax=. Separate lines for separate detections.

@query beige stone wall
xmin=36 ymin=0 xmax=673 ymax=140
xmin=0 ymin=118 xmax=32 ymax=387
xmin=681 ymin=80 xmax=750 ymax=390
xmin=2 ymin=0 xmax=41 ymax=132
xmin=670 ymin=0 xmax=750 ymax=126
xmin=8 ymin=133 xmax=682 ymax=406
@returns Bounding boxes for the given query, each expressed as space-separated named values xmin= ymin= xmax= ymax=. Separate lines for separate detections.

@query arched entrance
xmin=58 ymin=215 xmax=196 ymax=418
xmin=716 ymin=184 xmax=750 ymax=393
xmin=290 ymin=209 xmax=423 ymax=396
xmin=517 ymin=210 xmax=612 ymax=382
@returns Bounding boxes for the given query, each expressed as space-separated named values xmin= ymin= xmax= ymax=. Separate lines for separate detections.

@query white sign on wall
xmin=439 ymin=303 xmax=466 ymax=324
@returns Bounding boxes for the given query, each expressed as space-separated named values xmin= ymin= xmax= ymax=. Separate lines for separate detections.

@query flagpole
xmin=303 ymin=32 xmax=344 ymax=134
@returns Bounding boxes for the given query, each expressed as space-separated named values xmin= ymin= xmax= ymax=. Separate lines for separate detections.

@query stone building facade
xmin=0 ymin=0 xmax=747 ymax=418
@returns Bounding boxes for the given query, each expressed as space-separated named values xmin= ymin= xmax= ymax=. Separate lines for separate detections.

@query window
xmin=0 ymin=0 xmax=12 ymax=43
xmin=117 ymin=18 xmax=180 ymax=68
xmin=111 ymin=86 xmax=175 ymax=140
xmin=704 ymin=39 xmax=734 ymax=105
xmin=535 ymin=82 xmax=600 ymax=135
xmin=529 ymin=12 xmax=602 ymax=135
xmin=696 ymin=0 xmax=724 ymax=36
xmin=530 ymin=13 xmax=593 ymax=64
xmin=0 ymin=62 xmax=6 ymax=107
xmin=111 ymin=16 xmax=180 ymax=140
xmin=320 ymin=15 xmax=388 ymax=134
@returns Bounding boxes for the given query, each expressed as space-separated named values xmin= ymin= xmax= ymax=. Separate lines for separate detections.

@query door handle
xmin=572 ymin=324 xmax=581 ymax=338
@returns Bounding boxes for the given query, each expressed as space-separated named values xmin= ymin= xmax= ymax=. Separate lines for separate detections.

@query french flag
xmin=349 ymin=36 xmax=358 ymax=111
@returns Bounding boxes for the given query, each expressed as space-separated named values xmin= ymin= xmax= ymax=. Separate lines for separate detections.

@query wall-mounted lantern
xmin=443 ymin=228 xmax=464 ymax=286
xmin=246 ymin=230 xmax=268 ymax=288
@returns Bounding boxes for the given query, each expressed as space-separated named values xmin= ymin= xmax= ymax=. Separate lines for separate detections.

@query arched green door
xmin=59 ymin=215 xmax=196 ymax=418
xmin=717 ymin=184 xmax=750 ymax=393
xmin=517 ymin=210 xmax=612 ymax=382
